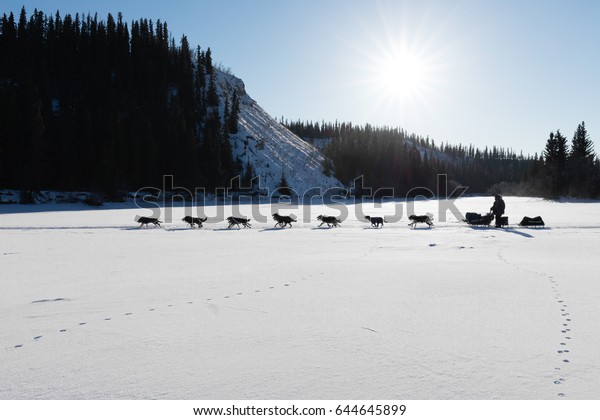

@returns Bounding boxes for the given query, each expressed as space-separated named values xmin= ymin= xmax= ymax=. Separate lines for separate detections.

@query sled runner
xmin=463 ymin=212 xmax=494 ymax=226
xmin=518 ymin=216 xmax=545 ymax=227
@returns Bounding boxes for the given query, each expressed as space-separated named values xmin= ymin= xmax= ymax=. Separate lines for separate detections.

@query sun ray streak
xmin=331 ymin=2 xmax=464 ymax=128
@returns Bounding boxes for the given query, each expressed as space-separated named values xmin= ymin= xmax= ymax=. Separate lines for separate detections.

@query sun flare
xmin=344 ymin=12 xmax=453 ymax=123
xmin=377 ymin=50 xmax=426 ymax=98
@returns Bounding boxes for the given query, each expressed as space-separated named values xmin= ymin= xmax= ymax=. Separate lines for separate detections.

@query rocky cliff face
xmin=214 ymin=69 xmax=342 ymax=195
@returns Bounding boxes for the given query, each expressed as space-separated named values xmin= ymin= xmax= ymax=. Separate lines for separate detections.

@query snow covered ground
xmin=1 ymin=196 xmax=599 ymax=400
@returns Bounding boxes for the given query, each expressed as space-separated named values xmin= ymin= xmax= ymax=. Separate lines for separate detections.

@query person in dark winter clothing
xmin=490 ymin=195 xmax=506 ymax=228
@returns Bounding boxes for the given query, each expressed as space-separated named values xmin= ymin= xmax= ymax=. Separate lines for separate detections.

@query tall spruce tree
xmin=206 ymin=74 xmax=219 ymax=107
xmin=228 ymin=90 xmax=240 ymax=134
xmin=571 ymin=122 xmax=594 ymax=158
xmin=569 ymin=121 xmax=595 ymax=196
xmin=543 ymin=130 xmax=569 ymax=197
xmin=205 ymin=47 xmax=213 ymax=75
xmin=277 ymin=166 xmax=292 ymax=196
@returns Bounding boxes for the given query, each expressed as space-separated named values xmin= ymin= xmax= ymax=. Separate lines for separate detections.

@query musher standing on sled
xmin=490 ymin=194 xmax=506 ymax=228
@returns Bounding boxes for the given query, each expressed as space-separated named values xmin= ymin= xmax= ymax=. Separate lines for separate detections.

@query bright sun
xmin=377 ymin=51 xmax=426 ymax=98
xmin=351 ymin=27 xmax=438 ymax=113
xmin=346 ymin=16 xmax=449 ymax=121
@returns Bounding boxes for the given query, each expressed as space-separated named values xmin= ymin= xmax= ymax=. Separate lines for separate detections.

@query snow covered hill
xmin=214 ymin=69 xmax=343 ymax=194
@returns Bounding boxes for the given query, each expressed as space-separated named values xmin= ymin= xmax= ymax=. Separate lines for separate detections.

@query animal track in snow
xmin=497 ymin=245 xmax=574 ymax=398
xmin=12 ymin=272 xmax=307 ymax=353
xmin=31 ymin=298 xmax=68 ymax=304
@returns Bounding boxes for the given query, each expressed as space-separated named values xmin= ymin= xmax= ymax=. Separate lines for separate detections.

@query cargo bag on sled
xmin=518 ymin=216 xmax=545 ymax=227
xmin=463 ymin=212 xmax=494 ymax=226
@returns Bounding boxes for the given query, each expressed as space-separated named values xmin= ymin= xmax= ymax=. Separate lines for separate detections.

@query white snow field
xmin=1 ymin=196 xmax=599 ymax=400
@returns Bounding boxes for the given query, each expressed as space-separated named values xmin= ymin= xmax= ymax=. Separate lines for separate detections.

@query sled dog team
xmin=136 ymin=196 xmax=542 ymax=229
xmin=135 ymin=213 xmax=434 ymax=229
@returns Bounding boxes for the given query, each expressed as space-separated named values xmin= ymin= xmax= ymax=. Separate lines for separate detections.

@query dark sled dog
xmin=408 ymin=214 xmax=434 ymax=228
xmin=272 ymin=213 xmax=296 ymax=228
xmin=182 ymin=216 xmax=207 ymax=228
xmin=136 ymin=216 xmax=161 ymax=228
xmin=317 ymin=215 xmax=341 ymax=228
xmin=365 ymin=215 xmax=386 ymax=228
xmin=227 ymin=216 xmax=252 ymax=229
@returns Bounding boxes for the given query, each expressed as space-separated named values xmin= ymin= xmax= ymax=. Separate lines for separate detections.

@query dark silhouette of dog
xmin=365 ymin=215 xmax=385 ymax=228
xmin=317 ymin=215 xmax=341 ymax=228
xmin=408 ymin=214 xmax=434 ymax=228
xmin=182 ymin=216 xmax=207 ymax=228
xmin=227 ymin=216 xmax=251 ymax=229
xmin=136 ymin=216 xmax=161 ymax=228
xmin=272 ymin=213 xmax=296 ymax=228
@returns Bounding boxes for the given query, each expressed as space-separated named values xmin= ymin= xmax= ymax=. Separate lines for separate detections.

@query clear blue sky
xmin=3 ymin=0 xmax=599 ymax=155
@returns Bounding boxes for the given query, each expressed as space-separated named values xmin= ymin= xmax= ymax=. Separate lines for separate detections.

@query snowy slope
xmin=214 ymin=69 xmax=343 ymax=193
xmin=1 ymin=197 xmax=600 ymax=401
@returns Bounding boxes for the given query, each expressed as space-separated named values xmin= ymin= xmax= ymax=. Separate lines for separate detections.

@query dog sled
xmin=518 ymin=216 xmax=545 ymax=227
xmin=463 ymin=212 xmax=494 ymax=226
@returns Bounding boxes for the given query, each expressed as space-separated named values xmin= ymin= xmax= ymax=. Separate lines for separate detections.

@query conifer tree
xmin=242 ymin=158 xmax=255 ymax=189
xmin=277 ymin=166 xmax=292 ymax=196
xmin=206 ymin=74 xmax=219 ymax=107
xmin=228 ymin=90 xmax=240 ymax=134
xmin=544 ymin=130 xmax=569 ymax=197
xmin=205 ymin=47 xmax=213 ymax=75
xmin=220 ymin=102 xmax=234 ymax=182
xmin=570 ymin=122 xmax=594 ymax=159
xmin=193 ymin=46 xmax=207 ymax=122
xmin=568 ymin=121 xmax=595 ymax=196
